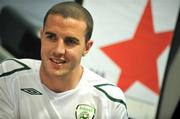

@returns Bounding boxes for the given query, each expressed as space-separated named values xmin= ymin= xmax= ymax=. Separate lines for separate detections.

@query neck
xmin=40 ymin=65 xmax=83 ymax=93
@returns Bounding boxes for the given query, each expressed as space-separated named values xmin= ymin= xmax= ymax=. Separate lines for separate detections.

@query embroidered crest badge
xmin=75 ymin=104 xmax=96 ymax=119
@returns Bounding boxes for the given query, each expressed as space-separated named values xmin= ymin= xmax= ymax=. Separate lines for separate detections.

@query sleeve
xmin=94 ymin=83 xmax=129 ymax=119
xmin=0 ymin=76 xmax=16 ymax=118
xmin=112 ymin=103 xmax=129 ymax=119
xmin=112 ymin=87 xmax=129 ymax=119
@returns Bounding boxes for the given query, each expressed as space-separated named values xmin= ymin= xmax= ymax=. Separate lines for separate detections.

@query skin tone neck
xmin=40 ymin=64 xmax=83 ymax=93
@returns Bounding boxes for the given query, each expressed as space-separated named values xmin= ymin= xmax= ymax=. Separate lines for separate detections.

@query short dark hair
xmin=43 ymin=1 xmax=93 ymax=41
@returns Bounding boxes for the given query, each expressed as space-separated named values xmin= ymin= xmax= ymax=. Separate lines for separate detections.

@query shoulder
xmin=83 ymin=67 xmax=127 ymax=108
xmin=0 ymin=58 xmax=40 ymax=78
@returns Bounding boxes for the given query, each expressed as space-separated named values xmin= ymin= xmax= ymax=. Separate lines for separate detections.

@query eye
xmin=45 ymin=32 xmax=57 ymax=41
xmin=64 ymin=37 xmax=79 ymax=46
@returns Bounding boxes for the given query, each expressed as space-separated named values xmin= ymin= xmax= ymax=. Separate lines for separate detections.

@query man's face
xmin=40 ymin=14 xmax=93 ymax=79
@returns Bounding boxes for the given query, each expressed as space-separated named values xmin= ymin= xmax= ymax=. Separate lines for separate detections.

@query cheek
xmin=68 ymin=48 xmax=84 ymax=60
xmin=75 ymin=48 xmax=84 ymax=60
xmin=41 ymin=42 xmax=52 ymax=56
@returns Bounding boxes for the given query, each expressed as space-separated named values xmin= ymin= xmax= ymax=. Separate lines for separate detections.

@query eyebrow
xmin=65 ymin=36 xmax=79 ymax=41
xmin=44 ymin=31 xmax=80 ymax=42
xmin=44 ymin=31 xmax=55 ymax=36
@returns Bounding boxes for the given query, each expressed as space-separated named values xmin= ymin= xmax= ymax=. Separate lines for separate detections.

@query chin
xmin=51 ymin=70 xmax=68 ymax=77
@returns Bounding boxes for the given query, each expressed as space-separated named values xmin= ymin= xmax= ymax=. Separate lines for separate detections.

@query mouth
xmin=50 ymin=58 xmax=66 ymax=65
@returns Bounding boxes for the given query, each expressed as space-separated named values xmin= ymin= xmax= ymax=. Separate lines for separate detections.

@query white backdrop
xmin=82 ymin=0 xmax=180 ymax=118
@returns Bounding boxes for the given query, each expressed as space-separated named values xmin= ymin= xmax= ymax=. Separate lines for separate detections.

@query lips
xmin=50 ymin=58 xmax=66 ymax=64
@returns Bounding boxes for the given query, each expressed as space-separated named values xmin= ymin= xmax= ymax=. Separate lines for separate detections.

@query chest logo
xmin=21 ymin=88 xmax=42 ymax=95
xmin=75 ymin=104 xmax=96 ymax=119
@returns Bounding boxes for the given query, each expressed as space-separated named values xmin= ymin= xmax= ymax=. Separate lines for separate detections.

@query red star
xmin=100 ymin=0 xmax=173 ymax=95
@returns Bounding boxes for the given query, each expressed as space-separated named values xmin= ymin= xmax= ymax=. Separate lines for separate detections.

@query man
xmin=0 ymin=2 xmax=128 ymax=119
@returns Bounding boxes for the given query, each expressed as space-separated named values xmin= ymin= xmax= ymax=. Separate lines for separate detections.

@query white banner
xmin=83 ymin=0 xmax=180 ymax=118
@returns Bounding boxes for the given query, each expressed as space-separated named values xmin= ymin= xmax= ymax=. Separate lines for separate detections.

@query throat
xmin=40 ymin=66 xmax=83 ymax=93
xmin=46 ymin=79 xmax=75 ymax=93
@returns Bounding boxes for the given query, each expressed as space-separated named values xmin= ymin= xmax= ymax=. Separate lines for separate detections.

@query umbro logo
xmin=21 ymin=88 xmax=43 ymax=95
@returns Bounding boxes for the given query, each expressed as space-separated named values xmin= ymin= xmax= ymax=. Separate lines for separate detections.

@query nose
xmin=54 ymin=39 xmax=65 ymax=55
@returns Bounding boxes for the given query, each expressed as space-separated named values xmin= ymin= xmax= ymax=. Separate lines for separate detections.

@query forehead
xmin=45 ymin=14 xmax=86 ymax=29
xmin=44 ymin=14 xmax=87 ymax=39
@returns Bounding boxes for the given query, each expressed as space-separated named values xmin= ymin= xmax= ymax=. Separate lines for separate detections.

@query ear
xmin=40 ymin=27 xmax=44 ymax=40
xmin=83 ymin=40 xmax=93 ymax=56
